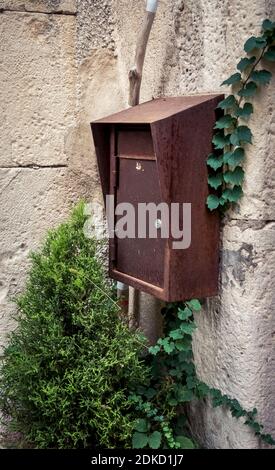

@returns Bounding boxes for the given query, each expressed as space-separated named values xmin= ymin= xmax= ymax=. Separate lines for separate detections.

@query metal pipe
xmin=118 ymin=0 xmax=160 ymax=322
xmin=146 ymin=0 xmax=159 ymax=13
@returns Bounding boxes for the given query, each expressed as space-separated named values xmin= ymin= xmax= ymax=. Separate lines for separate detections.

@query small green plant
xmin=0 ymin=202 xmax=149 ymax=449
xmin=207 ymin=19 xmax=275 ymax=211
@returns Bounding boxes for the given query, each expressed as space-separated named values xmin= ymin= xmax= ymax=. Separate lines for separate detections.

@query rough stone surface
xmin=0 ymin=11 xmax=76 ymax=167
xmin=0 ymin=0 xmax=275 ymax=449
xmin=0 ymin=0 xmax=76 ymax=13
xmin=74 ymin=48 xmax=125 ymax=186
xmin=76 ymin=0 xmax=115 ymax=62
xmin=0 ymin=167 xmax=90 ymax=354
xmin=191 ymin=220 xmax=275 ymax=448
xmin=0 ymin=6 xmax=89 ymax=358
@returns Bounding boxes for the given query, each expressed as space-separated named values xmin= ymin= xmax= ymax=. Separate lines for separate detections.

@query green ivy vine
xmin=131 ymin=301 xmax=275 ymax=449
xmin=207 ymin=18 xmax=275 ymax=211
xmin=130 ymin=19 xmax=275 ymax=450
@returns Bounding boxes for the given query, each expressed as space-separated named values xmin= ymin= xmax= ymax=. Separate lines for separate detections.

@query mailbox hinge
xmin=109 ymin=126 xmax=118 ymax=263
xmin=110 ymin=127 xmax=119 ymax=189
xmin=111 ymin=156 xmax=119 ymax=189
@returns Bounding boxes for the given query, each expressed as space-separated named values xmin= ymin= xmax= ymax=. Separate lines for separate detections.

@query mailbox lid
xmin=91 ymin=94 xmax=224 ymax=202
xmin=92 ymin=95 xmax=223 ymax=124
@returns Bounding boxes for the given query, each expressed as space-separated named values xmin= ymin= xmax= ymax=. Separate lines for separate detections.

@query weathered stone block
xmin=0 ymin=1 xmax=76 ymax=14
xmin=0 ymin=11 xmax=76 ymax=167
xmin=0 ymin=167 xmax=90 ymax=354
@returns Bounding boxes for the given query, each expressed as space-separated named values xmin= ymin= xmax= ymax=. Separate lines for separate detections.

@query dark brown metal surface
xmin=91 ymin=94 xmax=223 ymax=302
xmin=151 ymin=99 xmax=221 ymax=300
xmin=117 ymin=125 xmax=155 ymax=158
xmin=116 ymin=158 xmax=165 ymax=287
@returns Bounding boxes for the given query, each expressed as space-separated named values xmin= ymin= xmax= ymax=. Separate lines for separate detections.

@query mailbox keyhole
xmin=155 ymin=219 xmax=162 ymax=230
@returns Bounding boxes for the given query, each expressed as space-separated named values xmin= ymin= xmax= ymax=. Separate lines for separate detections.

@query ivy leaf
xmin=222 ymin=186 xmax=243 ymax=202
xmin=168 ymin=397 xmax=178 ymax=406
xmin=237 ymin=125 xmax=252 ymax=144
xmin=178 ymin=350 xmax=193 ymax=361
xmin=213 ymin=396 xmax=224 ymax=407
xmin=231 ymin=408 xmax=246 ymax=418
xmin=175 ymin=338 xmax=192 ymax=352
xmin=237 ymin=56 xmax=256 ymax=72
xmin=263 ymin=46 xmax=275 ymax=62
xmin=238 ymin=81 xmax=258 ymax=97
xmin=136 ymin=385 xmax=146 ymax=395
xmin=214 ymin=115 xmax=236 ymax=129
xmin=246 ymin=422 xmax=262 ymax=433
xmin=132 ymin=432 xmax=148 ymax=449
xmin=207 ymin=154 xmax=224 ymax=171
xmin=170 ymin=329 xmax=184 ymax=340
xmin=149 ymin=345 xmax=160 ymax=356
xmin=226 ymin=147 xmax=245 ymax=166
xmin=208 ymin=173 xmax=223 ymax=189
xmin=181 ymin=361 xmax=195 ymax=375
xmin=175 ymin=436 xmax=195 ymax=449
xmin=196 ymin=382 xmax=211 ymax=397
xmin=229 ymin=132 xmax=239 ymax=146
xmin=187 ymin=299 xmax=202 ymax=311
xmin=145 ymin=388 xmax=157 ymax=399
xmin=261 ymin=434 xmax=275 ymax=446
xmin=235 ymin=102 xmax=253 ymax=118
xmin=162 ymin=339 xmax=175 ymax=354
xmin=230 ymin=126 xmax=252 ymax=146
xmin=219 ymin=394 xmax=231 ymax=406
xmin=219 ymin=196 xmax=228 ymax=206
xmin=221 ymin=73 xmax=242 ymax=86
xmin=134 ymin=419 xmax=150 ymax=433
xmin=187 ymin=376 xmax=198 ymax=389
xmin=244 ymin=36 xmax=266 ymax=53
xmin=180 ymin=322 xmax=197 ymax=335
xmin=217 ymin=95 xmax=238 ymax=110
xmin=251 ymin=69 xmax=272 ymax=85
xmin=207 ymin=194 xmax=220 ymax=210
xmin=223 ymin=151 xmax=233 ymax=164
xmin=210 ymin=388 xmax=222 ymax=399
xmin=178 ymin=307 xmax=193 ymax=320
xmin=176 ymin=386 xmax=194 ymax=402
xmin=148 ymin=431 xmax=162 ymax=449
xmin=224 ymin=167 xmax=245 ymax=186
xmin=212 ymin=132 xmax=231 ymax=149
xmin=262 ymin=19 xmax=275 ymax=32
xmin=170 ymin=368 xmax=181 ymax=378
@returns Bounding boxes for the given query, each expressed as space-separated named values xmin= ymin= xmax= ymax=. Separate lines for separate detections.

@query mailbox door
xmin=113 ymin=127 xmax=165 ymax=288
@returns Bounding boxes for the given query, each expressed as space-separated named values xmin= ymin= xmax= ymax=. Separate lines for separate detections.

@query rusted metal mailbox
xmin=91 ymin=95 xmax=223 ymax=301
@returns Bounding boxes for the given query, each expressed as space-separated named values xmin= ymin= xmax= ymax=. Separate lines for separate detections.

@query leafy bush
xmin=0 ymin=202 xmax=149 ymax=449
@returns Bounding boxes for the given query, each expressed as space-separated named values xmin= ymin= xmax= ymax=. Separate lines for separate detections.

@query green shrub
xmin=0 ymin=202 xmax=149 ymax=449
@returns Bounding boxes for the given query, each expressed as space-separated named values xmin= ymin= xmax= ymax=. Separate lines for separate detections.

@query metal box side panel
xmin=151 ymin=97 xmax=221 ymax=300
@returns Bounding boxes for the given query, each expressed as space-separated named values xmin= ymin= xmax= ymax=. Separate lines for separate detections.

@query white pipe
xmin=146 ymin=0 xmax=159 ymax=13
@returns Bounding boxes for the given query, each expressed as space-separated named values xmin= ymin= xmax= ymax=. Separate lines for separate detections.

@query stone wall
xmin=0 ymin=0 xmax=274 ymax=448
